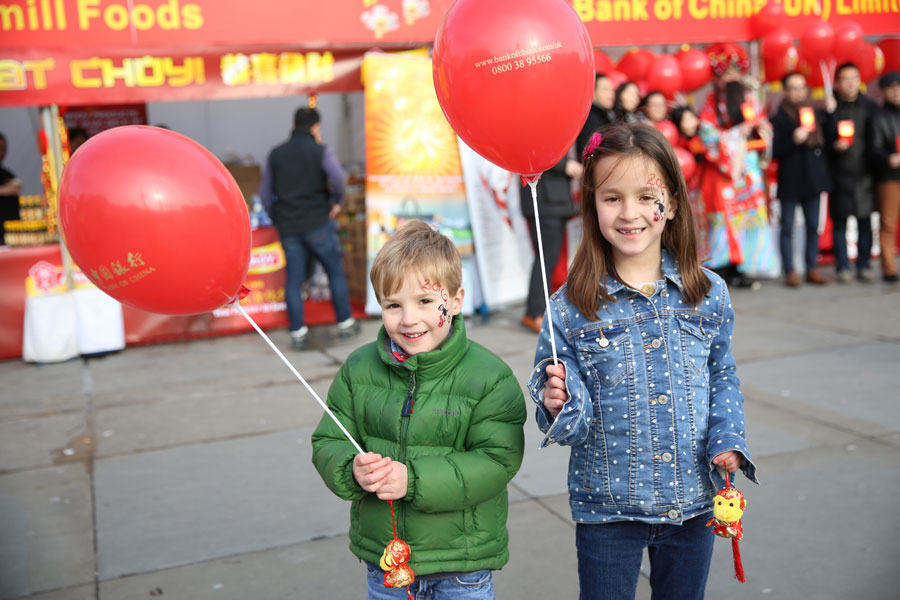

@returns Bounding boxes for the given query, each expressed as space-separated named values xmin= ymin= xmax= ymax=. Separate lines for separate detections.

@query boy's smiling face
xmin=380 ymin=271 xmax=464 ymax=356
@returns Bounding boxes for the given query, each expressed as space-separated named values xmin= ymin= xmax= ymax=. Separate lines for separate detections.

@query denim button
xmin=661 ymin=452 xmax=673 ymax=462
xmin=657 ymin=394 xmax=669 ymax=405
xmin=651 ymin=338 xmax=662 ymax=348
xmin=641 ymin=283 xmax=655 ymax=296
xmin=667 ymin=509 xmax=680 ymax=519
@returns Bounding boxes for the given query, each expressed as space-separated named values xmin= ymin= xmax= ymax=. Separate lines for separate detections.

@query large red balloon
xmin=761 ymin=28 xmax=794 ymax=63
xmin=58 ymin=126 xmax=251 ymax=315
xmin=763 ymin=47 xmax=799 ymax=84
xmin=798 ymin=57 xmax=825 ymax=88
xmin=854 ymin=42 xmax=885 ymax=83
xmin=879 ymin=38 xmax=900 ymax=75
xmin=646 ymin=55 xmax=683 ymax=99
xmin=751 ymin=1 xmax=784 ymax=37
xmin=832 ymin=23 xmax=864 ymax=63
xmin=800 ymin=22 xmax=835 ymax=64
xmin=675 ymin=47 xmax=712 ymax=92
xmin=432 ymin=0 xmax=594 ymax=176
xmin=674 ymin=147 xmax=697 ymax=181
xmin=605 ymin=69 xmax=629 ymax=90
xmin=617 ymin=48 xmax=656 ymax=83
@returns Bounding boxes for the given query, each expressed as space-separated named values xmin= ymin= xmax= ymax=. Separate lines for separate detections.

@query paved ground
xmin=2 ymin=268 xmax=899 ymax=600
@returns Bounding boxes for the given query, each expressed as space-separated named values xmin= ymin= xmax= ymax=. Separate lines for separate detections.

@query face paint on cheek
xmin=654 ymin=198 xmax=665 ymax=222
xmin=437 ymin=287 xmax=450 ymax=327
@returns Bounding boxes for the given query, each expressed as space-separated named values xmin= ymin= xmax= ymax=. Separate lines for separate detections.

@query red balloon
xmin=594 ymin=49 xmax=616 ymax=74
xmin=432 ymin=0 xmax=594 ymax=176
xmin=58 ymin=126 xmax=251 ymax=315
xmin=761 ymin=28 xmax=794 ymax=63
xmin=751 ymin=2 xmax=784 ymax=37
xmin=853 ymin=42 xmax=885 ymax=83
xmin=675 ymin=47 xmax=712 ymax=92
xmin=617 ymin=48 xmax=656 ymax=82
xmin=879 ymin=38 xmax=900 ymax=74
xmin=800 ymin=22 xmax=835 ymax=64
xmin=646 ymin=55 xmax=683 ymax=99
xmin=764 ymin=46 xmax=799 ymax=83
xmin=605 ymin=69 xmax=629 ymax=90
xmin=654 ymin=120 xmax=680 ymax=148
xmin=674 ymin=147 xmax=696 ymax=180
xmin=832 ymin=22 xmax=864 ymax=63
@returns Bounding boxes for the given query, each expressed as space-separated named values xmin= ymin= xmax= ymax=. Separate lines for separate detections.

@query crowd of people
xmin=519 ymin=46 xmax=900 ymax=331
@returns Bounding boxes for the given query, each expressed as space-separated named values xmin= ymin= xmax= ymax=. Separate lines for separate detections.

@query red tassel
xmin=731 ymin=537 xmax=746 ymax=582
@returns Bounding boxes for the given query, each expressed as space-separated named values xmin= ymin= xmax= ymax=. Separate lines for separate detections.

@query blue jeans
xmin=832 ymin=214 xmax=873 ymax=272
xmin=575 ymin=514 xmax=715 ymax=600
xmin=365 ymin=564 xmax=494 ymax=600
xmin=779 ymin=195 xmax=821 ymax=274
xmin=280 ymin=221 xmax=352 ymax=331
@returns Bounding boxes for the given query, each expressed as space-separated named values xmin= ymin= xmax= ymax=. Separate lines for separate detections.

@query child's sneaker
xmin=290 ymin=326 xmax=309 ymax=350
xmin=337 ymin=317 xmax=360 ymax=338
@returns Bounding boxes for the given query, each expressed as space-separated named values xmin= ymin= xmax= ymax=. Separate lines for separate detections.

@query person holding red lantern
xmin=869 ymin=71 xmax=900 ymax=283
xmin=697 ymin=43 xmax=776 ymax=288
xmin=770 ymin=71 xmax=833 ymax=287
xmin=576 ymin=73 xmax=618 ymax=158
xmin=823 ymin=63 xmax=880 ymax=283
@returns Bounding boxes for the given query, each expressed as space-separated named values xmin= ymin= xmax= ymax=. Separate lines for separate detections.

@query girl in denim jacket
xmin=528 ymin=122 xmax=757 ymax=600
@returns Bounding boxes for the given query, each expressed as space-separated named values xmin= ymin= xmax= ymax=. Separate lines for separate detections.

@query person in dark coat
xmin=519 ymin=155 xmax=581 ymax=333
xmin=771 ymin=72 xmax=832 ymax=287
xmin=869 ymin=71 xmax=900 ymax=283
xmin=576 ymin=73 xmax=616 ymax=158
xmin=824 ymin=63 xmax=880 ymax=283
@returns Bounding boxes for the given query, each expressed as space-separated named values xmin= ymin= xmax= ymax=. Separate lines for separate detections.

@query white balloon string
xmin=234 ymin=302 xmax=364 ymax=455
xmin=820 ymin=59 xmax=833 ymax=100
xmin=530 ymin=180 xmax=558 ymax=366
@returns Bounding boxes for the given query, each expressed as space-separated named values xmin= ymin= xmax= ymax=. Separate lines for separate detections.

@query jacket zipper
xmin=397 ymin=371 xmax=416 ymax=541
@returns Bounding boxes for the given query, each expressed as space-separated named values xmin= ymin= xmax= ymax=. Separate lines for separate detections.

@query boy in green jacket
xmin=312 ymin=219 xmax=527 ymax=599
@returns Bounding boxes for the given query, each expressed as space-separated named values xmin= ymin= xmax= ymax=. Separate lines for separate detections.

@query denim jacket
xmin=527 ymin=251 xmax=758 ymax=525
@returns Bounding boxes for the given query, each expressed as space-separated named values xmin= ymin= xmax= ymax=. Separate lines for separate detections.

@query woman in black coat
xmin=771 ymin=72 xmax=832 ymax=286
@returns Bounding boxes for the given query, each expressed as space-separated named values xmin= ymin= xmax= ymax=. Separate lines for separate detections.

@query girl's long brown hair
xmin=567 ymin=122 xmax=711 ymax=319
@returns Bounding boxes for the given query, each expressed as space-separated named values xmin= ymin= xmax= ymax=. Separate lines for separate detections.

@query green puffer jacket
xmin=311 ymin=315 xmax=526 ymax=576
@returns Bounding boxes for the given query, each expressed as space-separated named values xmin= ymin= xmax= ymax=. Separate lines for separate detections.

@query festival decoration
xmin=593 ymin=49 xmax=616 ymax=74
xmin=617 ymin=48 xmax=656 ymax=82
xmin=832 ymin=22 xmax=864 ymax=63
xmin=58 ymin=125 xmax=251 ymax=315
xmin=750 ymin=1 xmax=784 ymax=37
xmin=763 ymin=46 xmax=799 ymax=84
xmin=646 ymin=54 xmax=683 ymax=99
xmin=674 ymin=146 xmax=697 ymax=180
xmin=761 ymin=28 xmax=794 ymax=64
xmin=879 ymin=38 xmax=900 ymax=75
xmin=854 ymin=42 xmax=886 ymax=83
xmin=675 ymin=46 xmax=713 ymax=92
xmin=798 ymin=57 xmax=826 ymax=89
xmin=706 ymin=470 xmax=747 ymax=583
xmin=654 ymin=120 xmax=680 ymax=148
xmin=432 ymin=0 xmax=594 ymax=177
xmin=800 ymin=22 xmax=835 ymax=64
xmin=381 ymin=501 xmax=415 ymax=598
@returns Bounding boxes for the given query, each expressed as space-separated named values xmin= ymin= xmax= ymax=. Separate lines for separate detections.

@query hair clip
xmin=582 ymin=132 xmax=603 ymax=159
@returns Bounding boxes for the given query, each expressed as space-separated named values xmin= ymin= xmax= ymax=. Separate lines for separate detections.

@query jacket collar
xmin=377 ymin=314 xmax=469 ymax=379
xmin=600 ymin=249 xmax=685 ymax=296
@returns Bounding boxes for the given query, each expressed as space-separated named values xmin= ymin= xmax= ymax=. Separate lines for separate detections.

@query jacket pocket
xmin=677 ymin=315 xmax=714 ymax=381
xmin=575 ymin=324 xmax=632 ymax=390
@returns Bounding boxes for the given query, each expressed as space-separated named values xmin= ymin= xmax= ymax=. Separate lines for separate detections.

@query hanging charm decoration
xmin=706 ymin=470 xmax=747 ymax=582
xmin=381 ymin=500 xmax=415 ymax=598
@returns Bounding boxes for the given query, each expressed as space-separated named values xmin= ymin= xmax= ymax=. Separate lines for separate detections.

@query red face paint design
xmin=423 ymin=279 xmax=451 ymax=327
xmin=646 ymin=175 xmax=666 ymax=223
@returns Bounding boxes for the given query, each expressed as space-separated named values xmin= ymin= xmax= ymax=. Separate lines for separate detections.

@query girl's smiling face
xmin=380 ymin=271 xmax=464 ymax=356
xmin=594 ymin=154 xmax=676 ymax=269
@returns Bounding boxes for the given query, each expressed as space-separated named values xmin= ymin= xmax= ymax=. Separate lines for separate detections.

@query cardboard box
xmin=225 ymin=163 xmax=262 ymax=207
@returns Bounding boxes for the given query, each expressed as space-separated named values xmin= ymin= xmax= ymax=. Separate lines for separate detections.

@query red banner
xmin=1 ymin=0 xmax=897 ymax=50
xmin=0 ymin=45 xmax=374 ymax=107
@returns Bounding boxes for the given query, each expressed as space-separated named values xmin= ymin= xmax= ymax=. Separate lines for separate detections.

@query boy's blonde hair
xmin=370 ymin=220 xmax=462 ymax=303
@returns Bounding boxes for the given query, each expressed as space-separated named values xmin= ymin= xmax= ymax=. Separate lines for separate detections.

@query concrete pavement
xmin=1 ymin=270 xmax=899 ymax=600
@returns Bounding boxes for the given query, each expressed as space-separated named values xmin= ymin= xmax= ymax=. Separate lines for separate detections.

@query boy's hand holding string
xmin=353 ymin=453 xmax=409 ymax=500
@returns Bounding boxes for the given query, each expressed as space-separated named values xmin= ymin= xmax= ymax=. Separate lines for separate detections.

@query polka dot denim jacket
xmin=527 ymin=252 xmax=758 ymax=525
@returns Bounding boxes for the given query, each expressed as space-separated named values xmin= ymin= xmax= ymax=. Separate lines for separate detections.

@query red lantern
xmin=675 ymin=46 xmax=713 ymax=92
xmin=761 ymin=28 xmax=794 ymax=63
xmin=58 ymin=126 xmax=251 ymax=315
xmin=879 ymin=38 xmax=900 ymax=75
xmin=674 ymin=147 xmax=697 ymax=180
xmin=854 ymin=42 xmax=886 ymax=83
xmin=617 ymin=48 xmax=656 ymax=83
xmin=646 ymin=55 xmax=683 ymax=99
xmin=432 ymin=0 xmax=594 ymax=177
xmin=654 ymin=120 xmax=680 ymax=148
xmin=751 ymin=1 xmax=784 ymax=37
xmin=594 ymin=49 xmax=616 ymax=74
xmin=800 ymin=22 xmax=835 ymax=64
xmin=832 ymin=23 xmax=864 ymax=63
xmin=764 ymin=46 xmax=799 ymax=83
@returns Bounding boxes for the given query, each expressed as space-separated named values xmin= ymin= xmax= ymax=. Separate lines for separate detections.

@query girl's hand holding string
xmin=713 ymin=451 xmax=742 ymax=473
xmin=543 ymin=363 xmax=568 ymax=418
